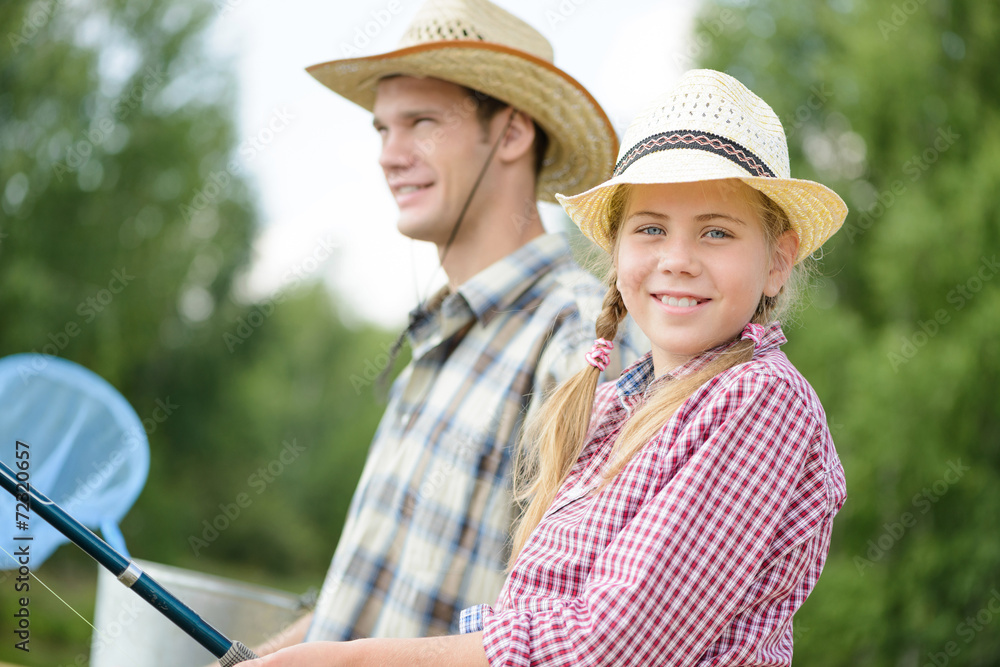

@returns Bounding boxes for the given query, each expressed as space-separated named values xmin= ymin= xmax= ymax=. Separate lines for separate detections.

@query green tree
xmin=1 ymin=1 xmax=392 ymax=664
xmin=694 ymin=0 xmax=1000 ymax=664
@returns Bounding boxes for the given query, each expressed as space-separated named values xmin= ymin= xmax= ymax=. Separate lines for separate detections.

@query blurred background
xmin=1 ymin=0 xmax=998 ymax=665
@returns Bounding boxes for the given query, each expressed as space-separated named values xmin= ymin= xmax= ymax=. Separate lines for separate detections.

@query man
xmin=259 ymin=0 xmax=638 ymax=652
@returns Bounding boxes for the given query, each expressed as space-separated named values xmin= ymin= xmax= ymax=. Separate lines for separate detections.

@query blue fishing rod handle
xmin=0 ymin=459 xmax=129 ymax=573
xmin=219 ymin=641 xmax=260 ymax=665
xmin=129 ymin=571 xmax=232 ymax=656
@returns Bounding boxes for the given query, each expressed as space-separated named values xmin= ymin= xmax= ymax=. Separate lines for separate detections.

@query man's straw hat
xmin=306 ymin=0 xmax=617 ymax=202
xmin=558 ymin=69 xmax=848 ymax=263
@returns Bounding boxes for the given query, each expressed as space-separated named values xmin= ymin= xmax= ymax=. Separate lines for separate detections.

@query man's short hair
xmin=464 ymin=87 xmax=550 ymax=181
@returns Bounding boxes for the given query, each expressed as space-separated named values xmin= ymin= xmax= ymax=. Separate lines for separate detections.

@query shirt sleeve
xmin=459 ymin=604 xmax=493 ymax=634
xmin=482 ymin=371 xmax=829 ymax=666
xmin=521 ymin=309 xmax=590 ymax=433
xmin=524 ymin=307 xmax=642 ymax=429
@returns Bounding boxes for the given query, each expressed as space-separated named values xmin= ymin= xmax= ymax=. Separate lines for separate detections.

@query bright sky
xmin=208 ymin=0 xmax=701 ymax=328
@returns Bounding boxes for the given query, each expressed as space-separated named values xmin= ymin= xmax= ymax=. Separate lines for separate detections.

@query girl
xmin=246 ymin=69 xmax=848 ymax=666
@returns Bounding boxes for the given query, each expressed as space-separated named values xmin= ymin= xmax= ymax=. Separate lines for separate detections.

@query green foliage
xmin=4 ymin=0 xmax=997 ymax=664
xmin=0 ymin=0 xmax=392 ymax=663
xmin=128 ymin=286 xmax=393 ymax=577
xmin=696 ymin=0 xmax=1000 ymax=663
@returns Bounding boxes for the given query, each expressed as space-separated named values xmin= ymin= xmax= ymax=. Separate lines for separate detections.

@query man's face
xmin=372 ymin=76 xmax=497 ymax=246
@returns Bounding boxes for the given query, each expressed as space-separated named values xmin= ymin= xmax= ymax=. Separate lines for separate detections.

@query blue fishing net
xmin=0 ymin=353 xmax=149 ymax=568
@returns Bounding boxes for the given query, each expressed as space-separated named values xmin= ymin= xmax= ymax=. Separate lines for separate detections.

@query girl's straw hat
xmin=306 ymin=0 xmax=617 ymax=203
xmin=557 ymin=69 xmax=848 ymax=262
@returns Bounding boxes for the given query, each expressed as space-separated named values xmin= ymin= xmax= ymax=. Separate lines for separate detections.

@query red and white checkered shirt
xmin=464 ymin=322 xmax=846 ymax=665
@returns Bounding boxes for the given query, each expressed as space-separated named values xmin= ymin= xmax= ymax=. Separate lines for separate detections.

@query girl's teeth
xmin=398 ymin=185 xmax=422 ymax=194
xmin=663 ymin=296 xmax=698 ymax=307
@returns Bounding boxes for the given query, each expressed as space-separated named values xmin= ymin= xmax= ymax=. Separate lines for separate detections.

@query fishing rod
xmin=0 ymin=459 xmax=259 ymax=666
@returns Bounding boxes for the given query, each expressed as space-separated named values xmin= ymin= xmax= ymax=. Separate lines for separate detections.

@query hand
xmin=241 ymin=641 xmax=350 ymax=666
xmin=238 ymin=633 xmax=486 ymax=667
xmin=209 ymin=610 xmax=313 ymax=666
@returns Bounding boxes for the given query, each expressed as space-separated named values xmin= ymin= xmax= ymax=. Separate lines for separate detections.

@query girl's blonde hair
xmin=509 ymin=180 xmax=807 ymax=565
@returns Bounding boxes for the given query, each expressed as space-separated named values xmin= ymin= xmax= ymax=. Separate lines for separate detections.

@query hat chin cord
xmin=376 ymin=107 xmax=519 ymax=394
xmin=437 ymin=106 xmax=518 ymax=270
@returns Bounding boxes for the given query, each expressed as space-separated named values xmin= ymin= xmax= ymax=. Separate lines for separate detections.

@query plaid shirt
xmin=306 ymin=234 xmax=640 ymax=641
xmin=463 ymin=322 xmax=846 ymax=666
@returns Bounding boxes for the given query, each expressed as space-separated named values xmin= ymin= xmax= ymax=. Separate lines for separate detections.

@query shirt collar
xmin=614 ymin=321 xmax=788 ymax=402
xmin=408 ymin=234 xmax=572 ymax=354
xmin=616 ymin=352 xmax=656 ymax=399
xmin=457 ymin=233 xmax=572 ymax=326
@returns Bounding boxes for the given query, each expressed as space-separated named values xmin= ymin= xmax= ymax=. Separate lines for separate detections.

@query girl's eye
xmin=706 ymin=228 xmax=730 ymax=239
xmin=638 ymin=226 xmax=664 ymax=236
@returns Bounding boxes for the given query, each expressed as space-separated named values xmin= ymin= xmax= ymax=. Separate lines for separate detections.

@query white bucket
xmin=90 ymin=559 xmax=308 ymax=666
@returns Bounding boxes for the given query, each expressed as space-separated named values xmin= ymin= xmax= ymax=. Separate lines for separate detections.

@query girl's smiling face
xmin=615 ymin=180 xmax=798 ymax=375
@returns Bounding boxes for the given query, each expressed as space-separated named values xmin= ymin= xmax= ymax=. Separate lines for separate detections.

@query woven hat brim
xmin=306 ymin=41 xmax=618 ymax=202
xmin=556 ymin=148 xmax=847 ymax=263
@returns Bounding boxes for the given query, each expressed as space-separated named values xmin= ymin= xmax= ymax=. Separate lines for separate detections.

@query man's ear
xmin=495 ymin=109 xmax=535 ymax=164
xmin=764 ymin=230 xmax=799 ymax=297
